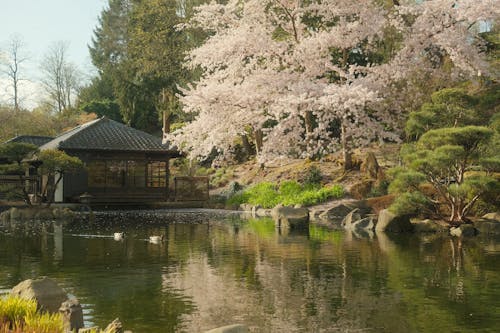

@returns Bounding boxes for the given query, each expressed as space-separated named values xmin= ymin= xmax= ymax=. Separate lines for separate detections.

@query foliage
xmin=0 ymin=296 xmax=65 ymax=333
xmin=38 ymin=149 xmax=84 ymax=206
xmin=405 ymin=88 xmax=481 ymax=140
xmin=79 ymin=99 xmax=122 ymax=122
xmin=39 ymin=150 xmax=84 ymax=176
xmin=0 ymin=142 xmax=38 ymax=203
xmin=210 ymin=168 xmax=234 ymax=188
xmin=0 ymin=143 xmax=37 ymax=166
xmin=389 ymin=126 xmax=499 ymax=223
xmin=169 ymin=0 xmax=497 ymax=163
xmin=228 ymin=180 xmax=344 ymax=208
xmin=303 ymin=166 xmax=323 ymax=187
xmin=86 ymin=0 xmax=209 ymax=132
xmin=0 ymin=296 xmax=37 ymax=323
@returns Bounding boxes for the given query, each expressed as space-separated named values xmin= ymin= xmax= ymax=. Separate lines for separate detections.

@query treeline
xmin=0 ymin=0 xmax=209 ymax=141
xmin=79 ymin=0 xmax=208 ymax=133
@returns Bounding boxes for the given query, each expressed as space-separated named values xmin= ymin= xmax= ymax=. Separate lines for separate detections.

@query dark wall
xmin=61 ymin=150 xmax=171 ymax=203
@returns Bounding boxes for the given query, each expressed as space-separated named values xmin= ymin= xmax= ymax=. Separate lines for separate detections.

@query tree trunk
xmin=254 ymin=129 xmax=263 ymax=155
xmin=304 ymin=111 xmax=314 ymax=134
xmin=240 ymin=134 xmax=254 ymax=157
xmin=46 ymin=173 xmax=63 ymax=208
xmin=341 ymin=122 xmax=353 ymax=171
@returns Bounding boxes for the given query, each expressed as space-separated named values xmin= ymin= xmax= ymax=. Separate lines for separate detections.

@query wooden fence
xmin=174 ymin=176 xmax=209 ymax=201
xmin=0 ymin=175 xmax=39 ymax=200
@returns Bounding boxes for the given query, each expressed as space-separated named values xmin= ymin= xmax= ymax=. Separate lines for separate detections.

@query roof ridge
xmin=61 ymin=117 xmax=107 ymax=146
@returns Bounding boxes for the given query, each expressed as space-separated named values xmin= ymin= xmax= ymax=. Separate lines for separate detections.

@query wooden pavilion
xmin=37 ymin=117 xmax=181 ymax=203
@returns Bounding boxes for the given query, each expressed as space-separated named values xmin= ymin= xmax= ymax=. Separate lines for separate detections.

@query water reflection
xmin=0 ymin=217 xmax=499 ymax=332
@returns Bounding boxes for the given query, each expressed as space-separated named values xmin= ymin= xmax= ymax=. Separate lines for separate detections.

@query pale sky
xmin=0 ymin=0 xmax=108 ymax=108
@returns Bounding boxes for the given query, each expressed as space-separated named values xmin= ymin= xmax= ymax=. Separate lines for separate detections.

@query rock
xmin=412 ymin=219 xmax=448 ymax=233
xmin=349 ymin=179 xmax=374 ymax=200
xmin=10 ymin=277 xmax=68 ymax=313
xmin=450 ymin=224 xmax=477 ymax=237
xmin=59 ymin=298 xmax=84 ymax=332
xmin=205 ymin=324 xmax=249 ymax=333
xmin=53 ymin=208 xmax=75 ymax=221
xmin=482 ymin=212 xmax=500 ymax=222
xmin=78 ymin=327 xmax=100 ymax=333
xmin=294 ymin=204 xmax=303 ymax=208
xmin=251 ymin=205 xmax=262 ymax=217
xmin=255 ymin=208 xmax=271 ymax=217
xmin=475 ymin=219 xmax=500 ymax=235
xmin=271 ymin=205 xmax=309 ymax=230
xmin=105 ymin=318 xmax=124 ymax=333
xmin=308 ymin=208 xmax=324 ymax=221
xmin=361 ymin=152 xmax=380 ymax=179
xmin=239 ymin=204 xmax=253 ymax=212
xmin=342 ymin=209 xmax=375 ymax=232
xmin=318 ymin=203 xmax=356 ymax=221
xmin=10 ymin=207 xmax=21 ymax=220
xmin=0 ymin=210 xmax=10 ymax=224
xmin=342 ymin=209 xmax=361 ymax=228
xmin=375 ymin=209 xmax=413 ymax=233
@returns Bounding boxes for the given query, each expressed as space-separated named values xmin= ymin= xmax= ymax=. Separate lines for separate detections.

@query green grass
xmin=0 ymin=296 xmax=63 ymax=333
xmin=228 ymin=180 xmax=344 ymax=208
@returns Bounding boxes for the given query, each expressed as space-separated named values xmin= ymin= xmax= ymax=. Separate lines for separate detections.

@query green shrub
xmin=303 ymin=166 xmax=323 ymax=186
xmin=227 ymin=181 xmax=343 ymax=208
xmin=245 ymin=182 xmax=280 ymax=208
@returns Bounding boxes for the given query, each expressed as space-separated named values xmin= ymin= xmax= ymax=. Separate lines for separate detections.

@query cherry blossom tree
xmin=168 ymin=0 xmax=499 ymax=167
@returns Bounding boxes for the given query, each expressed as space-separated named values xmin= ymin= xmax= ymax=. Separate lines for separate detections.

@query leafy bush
xmin=303 ymin=166 xmax=323 ymax=186
xmin=389 ymin=126 xmax=499 ymax=222
xmin=227 ymin=180 xmax=343 ymax=208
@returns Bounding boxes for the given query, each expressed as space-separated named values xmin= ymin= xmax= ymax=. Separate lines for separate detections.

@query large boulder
xmin=10 ymin=277 xmax=68 ymax=313
xmin=59 ymin=298 xmax=84 ymax=332
xmin=205 ymin=324 xmax=249 ymax=333
xmin=450 ymin=224 xmax=477 ymax=237
xmin=375 ymin=209 xmax=413 ymax=233
xmin=239 ymin=204 xmax=253 ymax=212
xmin=349 ymin=179 xmax=374 ymax=200
xmin=360 ymin=152 xmax=380 ymax=179
xmin=482 ymin=212 xmax=500 ymax=222
xmin=318 ymin=200 xmax=370 ymax=222
xmin=271 ymin=205 xmax=309 ymax=230
xmin=412 ymin=219 xmax=448 ymax=233
xmin=342 ymin=209 xmax=375 ymax=232
xmin=0 ymin=210 xmax=10 ymax=225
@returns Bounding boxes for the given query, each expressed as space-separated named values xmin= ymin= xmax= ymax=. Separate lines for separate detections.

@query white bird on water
xmin=114 ymin=232 xmax=124 ymax=241
xmin=149 ymin=235 xmax=164 ymax=244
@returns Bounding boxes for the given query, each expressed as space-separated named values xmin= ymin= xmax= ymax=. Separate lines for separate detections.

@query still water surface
xmin=1 ymin=215 xmax=500 ymax=332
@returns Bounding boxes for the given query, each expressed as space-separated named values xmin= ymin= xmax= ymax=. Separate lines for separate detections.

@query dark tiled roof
xmin=4 ymin=135 xmax=54 ymax=147
xmin=39 ymin=117 xmax=177 ymax=153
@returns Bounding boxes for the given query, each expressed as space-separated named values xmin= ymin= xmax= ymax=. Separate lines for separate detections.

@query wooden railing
xmin=0 ymin=175 xmax=39 ymax=199
xmin=174 ymin=176 xmax=209 ymax=201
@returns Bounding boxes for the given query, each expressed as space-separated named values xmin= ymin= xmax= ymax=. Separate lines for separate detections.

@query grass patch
xmin=228 ymin=180 xmax=343 ymax=208
xmin=0 ymin=296 xmax=64 ymax=333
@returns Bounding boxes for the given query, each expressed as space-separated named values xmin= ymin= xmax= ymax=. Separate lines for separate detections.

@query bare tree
xmin=0 ymin=35 xmax=29 ymax=113
xmin=40 ymin=41 xmax=81 ymax=113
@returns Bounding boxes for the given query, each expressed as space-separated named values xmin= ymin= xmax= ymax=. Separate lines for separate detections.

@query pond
xmin=1 ymin=212 xmax=500 ymax=333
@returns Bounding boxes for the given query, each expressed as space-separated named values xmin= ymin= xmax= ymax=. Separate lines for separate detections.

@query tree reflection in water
xmin=0 ymin=218 xmax=499 ymax=333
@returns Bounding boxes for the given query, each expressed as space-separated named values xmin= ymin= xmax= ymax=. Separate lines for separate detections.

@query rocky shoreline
xmin=1 ymin=203 xmax=499 ymax=238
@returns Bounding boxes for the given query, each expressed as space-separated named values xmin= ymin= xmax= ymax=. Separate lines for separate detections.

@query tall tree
xmin=86 ymin=0 xmax=209 ymax=132
xmin=40 ymin=41 xmax=81 ymax=113
xmin=0 ymin=35 xmax=29 ymax=113
xmin=169 ymin=0 xmax=498 ymax=166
